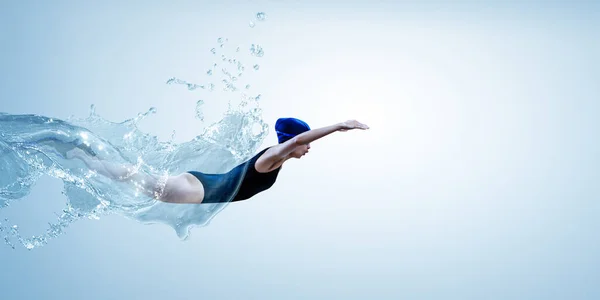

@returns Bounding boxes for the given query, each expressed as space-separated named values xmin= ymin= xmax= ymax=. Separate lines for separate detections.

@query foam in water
xmin=0 ymin=12 xmax=271 ymax=250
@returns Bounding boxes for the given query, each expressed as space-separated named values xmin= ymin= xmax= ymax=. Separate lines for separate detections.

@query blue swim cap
xmin=275 ymin=118 xmax=311 ymax=143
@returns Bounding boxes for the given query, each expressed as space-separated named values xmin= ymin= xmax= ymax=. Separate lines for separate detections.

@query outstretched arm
xmin=295 ymin=124 xmax=341 ymax=145
xmin=272 ymin=120 xmax=369 ymax=158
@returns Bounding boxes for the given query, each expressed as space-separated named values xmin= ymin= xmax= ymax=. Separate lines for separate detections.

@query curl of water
xmin=166 ymin=78 xmax=205 ymax=90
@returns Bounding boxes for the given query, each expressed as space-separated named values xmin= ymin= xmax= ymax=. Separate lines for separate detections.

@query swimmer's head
xmin=275 ymin=117 xmax=311 ymax=158
xmin=292 ymin=142 xmax=311 ymax=158
xmin=275 ymin=117 xmax=311 ymax=143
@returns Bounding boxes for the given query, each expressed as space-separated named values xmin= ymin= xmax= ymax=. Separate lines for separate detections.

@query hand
xmin=338 ymin=120 xmax=370 ymax=132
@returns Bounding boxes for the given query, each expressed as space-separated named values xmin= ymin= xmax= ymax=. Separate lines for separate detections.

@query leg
xmin=66 ymin=148 xmax=166 ymax=199
xmin=35 ymin=136 xmax=97 ymax=158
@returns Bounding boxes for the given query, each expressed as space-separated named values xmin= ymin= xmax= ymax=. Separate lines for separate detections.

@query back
xmin=232 ymin=147 xmax=282 ymax=201
xmin=187 ymin=147 xmax=281 ymax=203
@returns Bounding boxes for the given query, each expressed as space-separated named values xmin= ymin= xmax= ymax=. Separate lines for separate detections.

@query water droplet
xmin=255 ymin=94 xmax=262 ymax=100
xmin=236 ymin=47 xmax=240 ymax=52
xmin=4 ymin=237 xmax=14 ymax=249
xmin=220 ymin=44 xmax=225 ymax=48
xmin=210 ymin=48 xmax=216 ymax=54
xmin=218 ymin=37 xmax=224 ymax=43
xmin=253 ymin=64 xmax=260 ymax=70
xmin=149 ymin=107 xmax=157 ymax=114
xmin=249 ymin=21 xmax=255 ymax=28
xmin=250 ymin=44 xmax=264 ymax=57
xmin=187 ymin=84 xmax=203 ymax=90
xmin=256 ymin=12 xmax=267 ymax=21
xmin=245 ymin=84 xmax=251 ymax=89
xmin=195 ymin=100 xmax=205 ymax=121
xmin=207 ymin=69 xmax=213 ymax=76
xmin=208 ymin=83 xmax=215 ymax=91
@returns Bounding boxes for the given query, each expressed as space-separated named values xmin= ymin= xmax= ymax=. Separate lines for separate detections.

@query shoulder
xmin=254 ymin=146 xmax=286 ymax=173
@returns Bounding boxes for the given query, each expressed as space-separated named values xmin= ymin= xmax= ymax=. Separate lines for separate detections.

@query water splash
xmin=0 ymin=103 xmax=268 ymax=250
xmin=1 ymin=13 xmax=273 ymax=250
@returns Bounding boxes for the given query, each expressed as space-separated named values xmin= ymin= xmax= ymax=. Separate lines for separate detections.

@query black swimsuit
xmin=187 ymin=147 xmax=281 ymax=203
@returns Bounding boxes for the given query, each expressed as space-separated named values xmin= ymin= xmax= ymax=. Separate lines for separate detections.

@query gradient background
xmin=1 ymin=1 xmax=599 ymax=299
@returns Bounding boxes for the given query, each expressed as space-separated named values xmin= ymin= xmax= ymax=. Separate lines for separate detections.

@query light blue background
xmin=1 ymin=1 xmax=599 ymax=299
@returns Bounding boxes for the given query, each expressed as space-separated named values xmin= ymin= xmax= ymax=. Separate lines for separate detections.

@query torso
xmin=162 ymin=148 xmax=284 ymax=204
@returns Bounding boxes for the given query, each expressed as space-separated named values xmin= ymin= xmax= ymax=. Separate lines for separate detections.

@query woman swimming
xmin=65 ymin=118 xmax=369 ymax=204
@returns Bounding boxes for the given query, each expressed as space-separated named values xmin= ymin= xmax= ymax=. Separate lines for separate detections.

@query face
xmin=291 ymin=143 xmax=310 ymax=158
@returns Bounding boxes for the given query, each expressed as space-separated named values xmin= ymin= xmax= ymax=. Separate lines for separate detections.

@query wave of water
xmin=0 ymin=12 xmax=271 ymax=250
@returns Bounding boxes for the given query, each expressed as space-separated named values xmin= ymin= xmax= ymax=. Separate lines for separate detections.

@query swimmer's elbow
xmin=272 ymin=137 xmax=301 ymax=158
xmin=289 ymin=136 xmax=303 ymax=146
xmin=292 ymin=136 xmax=314 ymax=147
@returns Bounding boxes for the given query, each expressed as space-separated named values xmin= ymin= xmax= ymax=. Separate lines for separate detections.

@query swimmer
xmin=66 ymin=118 xmax=369 ymax=204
